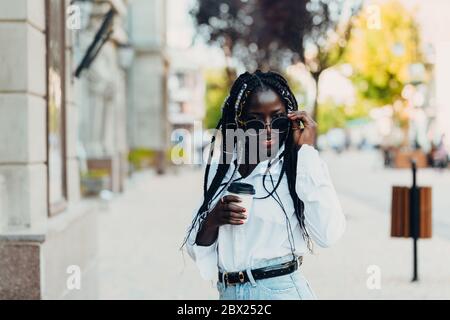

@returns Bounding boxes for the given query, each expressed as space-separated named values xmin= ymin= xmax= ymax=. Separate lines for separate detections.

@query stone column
xmin=0 ymin=0 xmax=47 ymax=299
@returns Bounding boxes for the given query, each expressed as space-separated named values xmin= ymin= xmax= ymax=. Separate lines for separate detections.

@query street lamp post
xmin=410 ymin=159 xmax=420 ymax=282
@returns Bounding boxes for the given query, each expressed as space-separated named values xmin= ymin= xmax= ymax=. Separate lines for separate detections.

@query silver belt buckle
xmin=238 ymin=271 xmax=245 ymax=283
xmin=224 ymin=271 xmax=245 ymax=286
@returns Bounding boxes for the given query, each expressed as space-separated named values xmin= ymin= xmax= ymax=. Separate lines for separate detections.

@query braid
xmin=181 ymin=70 xmax=312 ymax=253
xmin=261 ymin=71 xmax=313 ymax=251
xmin=285 ymin=134 xmax=313 ymax=252
xmin=181 ymin=72 xmax=254 ymax=248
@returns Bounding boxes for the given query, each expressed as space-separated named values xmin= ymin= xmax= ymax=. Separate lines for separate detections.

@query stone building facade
xmin=0 ymin=0 xmax=168 ymax=299
xmin=127 ymin=0 xmax=169 ymax=174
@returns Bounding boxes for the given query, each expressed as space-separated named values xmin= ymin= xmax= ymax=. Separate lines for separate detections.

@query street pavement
xmin=327 ymin=149 xmax=450 ymax=240
xmin=96 ymin=150 xmax=450 ymax=299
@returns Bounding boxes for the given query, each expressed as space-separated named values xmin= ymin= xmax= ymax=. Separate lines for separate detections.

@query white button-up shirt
xmin=185 ymin=144 xmax=346 ymax=281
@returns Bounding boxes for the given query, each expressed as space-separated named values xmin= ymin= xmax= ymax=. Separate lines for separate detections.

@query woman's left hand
xmin=287 ymin=111 xmax=317 ymax=148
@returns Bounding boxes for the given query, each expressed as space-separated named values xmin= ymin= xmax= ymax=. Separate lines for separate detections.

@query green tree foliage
xmin=317 ymin=99 xmax=347 ymax=135
xmin=191 ymin=0 xmax=361 ymax=126
xmin=204 ymin=68 xmax=229 ymax=129
xmin=345 ymin=0 xmax=423 ymax=106
xmin=317 ymin=96 xmax=370 ymax=134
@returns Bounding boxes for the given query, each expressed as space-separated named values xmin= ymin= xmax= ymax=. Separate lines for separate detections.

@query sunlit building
xmin=0 ymin=0 xmax=168 ymax=299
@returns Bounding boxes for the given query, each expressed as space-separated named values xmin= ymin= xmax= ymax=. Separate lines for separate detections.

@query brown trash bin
xmin=419 ymin=187 xmax=432 ymax=238
xmin=391 ymin=186 xmax=409 ymax=237
xmin=391 ymin=186 xmax=432 ymax=238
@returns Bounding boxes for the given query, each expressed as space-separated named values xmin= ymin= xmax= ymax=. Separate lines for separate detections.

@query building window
xmin=46 ymin=0 xmax=67 ymax=215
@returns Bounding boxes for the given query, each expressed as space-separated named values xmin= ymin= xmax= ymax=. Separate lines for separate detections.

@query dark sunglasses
xmin=243 ymin=116 xmax=290 ymax=136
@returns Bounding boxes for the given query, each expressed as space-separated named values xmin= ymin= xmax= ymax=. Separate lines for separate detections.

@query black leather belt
xmin=218 ymin=256 xmax=303 ymax=287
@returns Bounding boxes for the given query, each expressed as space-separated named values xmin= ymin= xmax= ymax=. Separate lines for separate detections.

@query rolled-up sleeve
xmin=296 ymin=144 xmax=346 ymax=248
xmin=185 ymin=162 xmax=220 ymax=281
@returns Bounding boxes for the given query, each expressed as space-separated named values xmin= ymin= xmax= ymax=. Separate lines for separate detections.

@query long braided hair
xmin=181 ymin=70 xmax=312 ymax=253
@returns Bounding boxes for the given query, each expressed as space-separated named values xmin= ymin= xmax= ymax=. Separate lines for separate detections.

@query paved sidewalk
xmin=302 ymin=193 xmax=450 ymax=299
xmin=96 ymin=155 xmax=450 ymax=299
xmin=97 ymin=169 xmax=217 ymax=299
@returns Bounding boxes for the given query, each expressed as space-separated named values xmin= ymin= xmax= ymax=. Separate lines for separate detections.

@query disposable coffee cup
xmin=227 ymin=182 xmax=255 ymax=223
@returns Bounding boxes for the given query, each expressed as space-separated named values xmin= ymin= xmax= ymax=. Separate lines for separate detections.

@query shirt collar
xmin=231 ymin=143 xmax=286 ymax=179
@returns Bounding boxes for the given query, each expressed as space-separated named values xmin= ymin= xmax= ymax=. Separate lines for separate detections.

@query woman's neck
xmin=237 ymin=151 xmax=277 ymax=178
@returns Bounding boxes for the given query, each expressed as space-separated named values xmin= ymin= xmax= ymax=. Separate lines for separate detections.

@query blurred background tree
xmin=204 ymin=68 xmax=229 ymax=129
xmin=344 ymin=0 xmax=425 ymax=131
xmin=302 ymin=0 xmax=361 ymax=121
xmin=317 ymin=96 xmax=370 ymax=135
xmin=191 ymin=0 xmax=362 ymax=123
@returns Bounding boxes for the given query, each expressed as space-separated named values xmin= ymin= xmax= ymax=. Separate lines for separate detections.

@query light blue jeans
xmin=216 ymin=255 xmax=317 ymax=300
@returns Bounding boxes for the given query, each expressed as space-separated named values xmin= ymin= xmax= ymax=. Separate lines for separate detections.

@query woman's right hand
xmin=195 ymin=195 xmax=247 ymax=246
xmin=208 ymin=195 xmax=247 ymax=227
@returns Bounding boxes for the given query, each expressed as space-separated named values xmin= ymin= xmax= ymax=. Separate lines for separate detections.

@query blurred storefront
xmin=168 ymin=49 xmax=206 ymax=165
xmin=0 ymin=0 xmax=169 ymax=299
xmin=75 ymin=0 xmax=130 ymax=195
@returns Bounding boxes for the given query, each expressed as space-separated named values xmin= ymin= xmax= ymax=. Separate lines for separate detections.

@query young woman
xmin=182 ymin=70 xmax=345 ymax=300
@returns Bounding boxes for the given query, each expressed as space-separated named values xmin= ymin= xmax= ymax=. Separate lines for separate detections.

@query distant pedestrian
xmin=433 ymin=134 xmax=448 ymax=169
